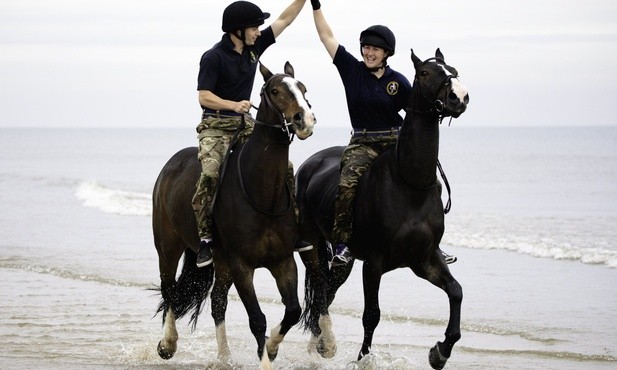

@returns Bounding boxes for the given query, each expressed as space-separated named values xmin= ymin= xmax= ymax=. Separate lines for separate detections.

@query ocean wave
xmin=444 ymin=213 xmax=617 ymax=269
xmin=75 ymin=181 xmax=152 ymax=216
xmin=0 ymin=255 xmax=152 ymax=289
xmin=446 ymin=231 xmax=617 ymax=268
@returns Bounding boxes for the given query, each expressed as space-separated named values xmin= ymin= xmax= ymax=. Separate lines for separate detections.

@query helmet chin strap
xmin=231 ymin=29 xmax=247 ymax=47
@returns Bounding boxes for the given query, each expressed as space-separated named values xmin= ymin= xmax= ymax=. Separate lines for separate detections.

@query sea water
xmin=1 ymin=126 xmax=616 ymax=369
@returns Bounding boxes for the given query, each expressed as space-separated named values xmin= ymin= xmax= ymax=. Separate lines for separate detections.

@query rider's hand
xmin=233 ymin=100 xmax=252 ymax=114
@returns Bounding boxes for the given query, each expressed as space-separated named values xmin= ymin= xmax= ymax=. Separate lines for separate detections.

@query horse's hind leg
xmin=211 ymin=259 xmax=234 ymax=362
xmin=416 ymin=252 xmax=463 ymax=369
xmin=299 ymin=243 xmax=337 ymax=358
xmin=154 ymin=231 xmax=183 ymax=359
xmin=265 ymin=257 xmax=302 ymax=362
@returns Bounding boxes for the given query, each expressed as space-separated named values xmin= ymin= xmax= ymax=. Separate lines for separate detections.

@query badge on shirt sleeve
xmin=386 ymin=81 xmax=399 ymax=95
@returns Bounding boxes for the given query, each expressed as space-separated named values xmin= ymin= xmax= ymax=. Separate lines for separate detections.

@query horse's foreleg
xmin=423 ymin=253 xmax=463 ymax=369
xmin=211 ymin=263 xmax=234 ymax=362
xmin=265 ymin=257 xmax=301 ymax=361
xmin=231 ymin=264 xmax=268 ymax=362
xmin=358 ymin=261 xmax=383 ymax=360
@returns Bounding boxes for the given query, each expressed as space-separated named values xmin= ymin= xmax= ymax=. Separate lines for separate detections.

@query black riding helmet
xmin=222 ymin=1 xmax=270 ymax=32
xmin=359 ymin=25 xmax=396 ymax=56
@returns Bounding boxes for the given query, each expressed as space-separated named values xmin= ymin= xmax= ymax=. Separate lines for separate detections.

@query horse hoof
xmin=428 ymin=341 xmax=449 ymax=369
xmin=317 ymin=337 xmax=336 ymax=358
xmin=265 ymin=336 xmax=279 ymax=362
xmin=157 ymin=340 xmax=176 ymax=360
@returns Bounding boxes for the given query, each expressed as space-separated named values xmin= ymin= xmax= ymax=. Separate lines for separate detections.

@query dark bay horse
xmin=152 ymin=62 xmax=315 ymax=368
xmin=296 ymin=49 xmax=469 ymax=369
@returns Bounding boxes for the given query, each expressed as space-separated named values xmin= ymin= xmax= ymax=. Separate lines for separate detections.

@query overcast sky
xmin=1 ymin=0 xmax=616 ymax=128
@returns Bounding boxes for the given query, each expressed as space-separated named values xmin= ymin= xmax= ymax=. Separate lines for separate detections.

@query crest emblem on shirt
xmin=386 ymin=81 xmax=399 ymax=96
xmin=250 ymin=51 xmax=258 ymax=64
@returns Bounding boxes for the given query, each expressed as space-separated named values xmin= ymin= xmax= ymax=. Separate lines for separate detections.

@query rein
xmin=396 ymin=57 xmax=457 ymax=214
xmin=234 ymin=74 xmax=299 ymax=217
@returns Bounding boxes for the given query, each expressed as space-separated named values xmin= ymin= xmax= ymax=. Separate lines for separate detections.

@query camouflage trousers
xmin=332 ymin=134 xmax=398 ymax=244
xmin=192 ymin=114 xmax=296 ymax=240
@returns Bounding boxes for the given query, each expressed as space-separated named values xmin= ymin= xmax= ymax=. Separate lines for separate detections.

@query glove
xmin=311 ymin=0 xmax=321 ymax=10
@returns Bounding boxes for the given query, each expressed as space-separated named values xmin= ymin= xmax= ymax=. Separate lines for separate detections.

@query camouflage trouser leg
xmin=192 ymin=133 xmax=234 ymax=240
xmin=332 ymin=136 xmax=397 ymax=244
xmin=192 ymin=115 xmax=255 ymax=239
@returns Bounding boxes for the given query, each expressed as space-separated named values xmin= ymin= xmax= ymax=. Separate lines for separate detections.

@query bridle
xmin=251 ymin=73 xmax=304 ymax=144
xmin=409 ymin=57 xmax=459 ymax=125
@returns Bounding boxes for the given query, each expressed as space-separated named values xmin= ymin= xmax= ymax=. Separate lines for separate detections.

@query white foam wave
xmin=444 ymin=213 xmax=617 ymax=268
xmin=75 ymin=181 xmax=152 ymax=216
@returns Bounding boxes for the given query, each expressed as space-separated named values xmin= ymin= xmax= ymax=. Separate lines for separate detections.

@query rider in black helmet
xmin=194 ymin=0 xmax=309 ymax=268
xmin=307 ymin=0 xmax=457 ymax=266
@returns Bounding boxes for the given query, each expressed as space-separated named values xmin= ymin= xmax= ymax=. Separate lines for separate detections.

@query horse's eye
xmin=271 ymin=88 xmax=279 ymax=95
xmin=420 ymin=70 xmax=429 ymax=77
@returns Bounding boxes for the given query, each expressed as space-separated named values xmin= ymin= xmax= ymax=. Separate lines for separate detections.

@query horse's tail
xmin=156 ymin=248 xmax=214 ymax=332
xmin=300 ymin=239 xmax=330 ymax=333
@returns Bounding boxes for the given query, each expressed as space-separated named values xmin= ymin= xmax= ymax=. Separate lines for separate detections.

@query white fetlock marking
xmin=318 ymin=315 xmax=337 ymax=358
xmin=266 ymin=324 xmax=284 ymax=353
xmin=307 ymin=334 xmax=319 ymax=354
xmin=216 ymin=321 xmax=231 ymax=361
xmin=260 ymin=350 xmax=272 ymax=370
xmin=162 ymin=310 xmax=178 ymax=348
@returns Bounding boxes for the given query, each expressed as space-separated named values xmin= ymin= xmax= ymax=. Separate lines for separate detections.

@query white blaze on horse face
xmin=282 ymin=76 xmax=315 ymax=139
xmin=437 ymin=63 xmax=468 ymax=103
xmin=451 ymin=79 xmax=468 ymax=103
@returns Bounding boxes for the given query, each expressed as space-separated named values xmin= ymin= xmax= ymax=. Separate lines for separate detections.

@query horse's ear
xmin=435 ymin=48 xmax=444 ymax=62
xmin=284 ymin=61 xmax=295 ymax=78
xmin=260 ymin=62 xmax=273 ymax=81
xmin=411 ymin=48 xmax=422 ymax=69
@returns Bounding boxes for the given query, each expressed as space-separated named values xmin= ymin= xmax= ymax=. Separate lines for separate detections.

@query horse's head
xmin=258 ymin=62 xmax=316 ymax=140
xmin=410 ymin=48 xmax=469 ymax=118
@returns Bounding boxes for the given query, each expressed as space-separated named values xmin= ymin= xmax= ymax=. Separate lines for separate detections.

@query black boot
xmin=331 ymin=243 xmax=351 ymax=266
xmin=196 ymin=240 xmax=213 ymax=267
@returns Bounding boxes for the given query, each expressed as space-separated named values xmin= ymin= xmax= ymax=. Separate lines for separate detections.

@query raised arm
xmin=310 ymin=0 xmax=339 ymax=60
xmin=270 ymin=0 xmax=307 ymax=38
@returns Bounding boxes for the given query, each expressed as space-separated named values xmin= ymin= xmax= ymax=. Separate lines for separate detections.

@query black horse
xmin=296 ymin=49 xmax=468 ymax=369
xmin=152 ymin=62 xmax=316 ymax=368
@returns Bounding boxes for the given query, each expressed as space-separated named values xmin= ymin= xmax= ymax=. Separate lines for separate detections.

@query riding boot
xmin=331 ymin=243 xmax=352 ymax=266
xmin=196 ymin=240 xmax=214 ymax=267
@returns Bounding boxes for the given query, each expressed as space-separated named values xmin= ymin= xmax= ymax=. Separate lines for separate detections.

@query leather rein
xmin=398 ymin=57 xmax=457 ymax=214
xmin=235 ymin=74 xmax=301 ymax=217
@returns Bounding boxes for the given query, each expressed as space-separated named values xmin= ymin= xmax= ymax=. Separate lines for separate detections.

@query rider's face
xmin=362 ymin=45 xmax=387 ymax=69
xmin=244 ymin=27 xmax=261 ymax=45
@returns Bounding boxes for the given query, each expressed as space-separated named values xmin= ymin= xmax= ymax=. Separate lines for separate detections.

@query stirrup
xmin=441 ymin=250 xmax=457 ymax=264
xmin=196 ymin=240 xmax=214 ymax=268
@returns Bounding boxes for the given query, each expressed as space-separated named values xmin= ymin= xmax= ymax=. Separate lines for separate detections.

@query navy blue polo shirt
xmin=333 ymin=45 xmax=412 ymax=130
xmin=197 ymin=27 xmax=276 ymax=111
